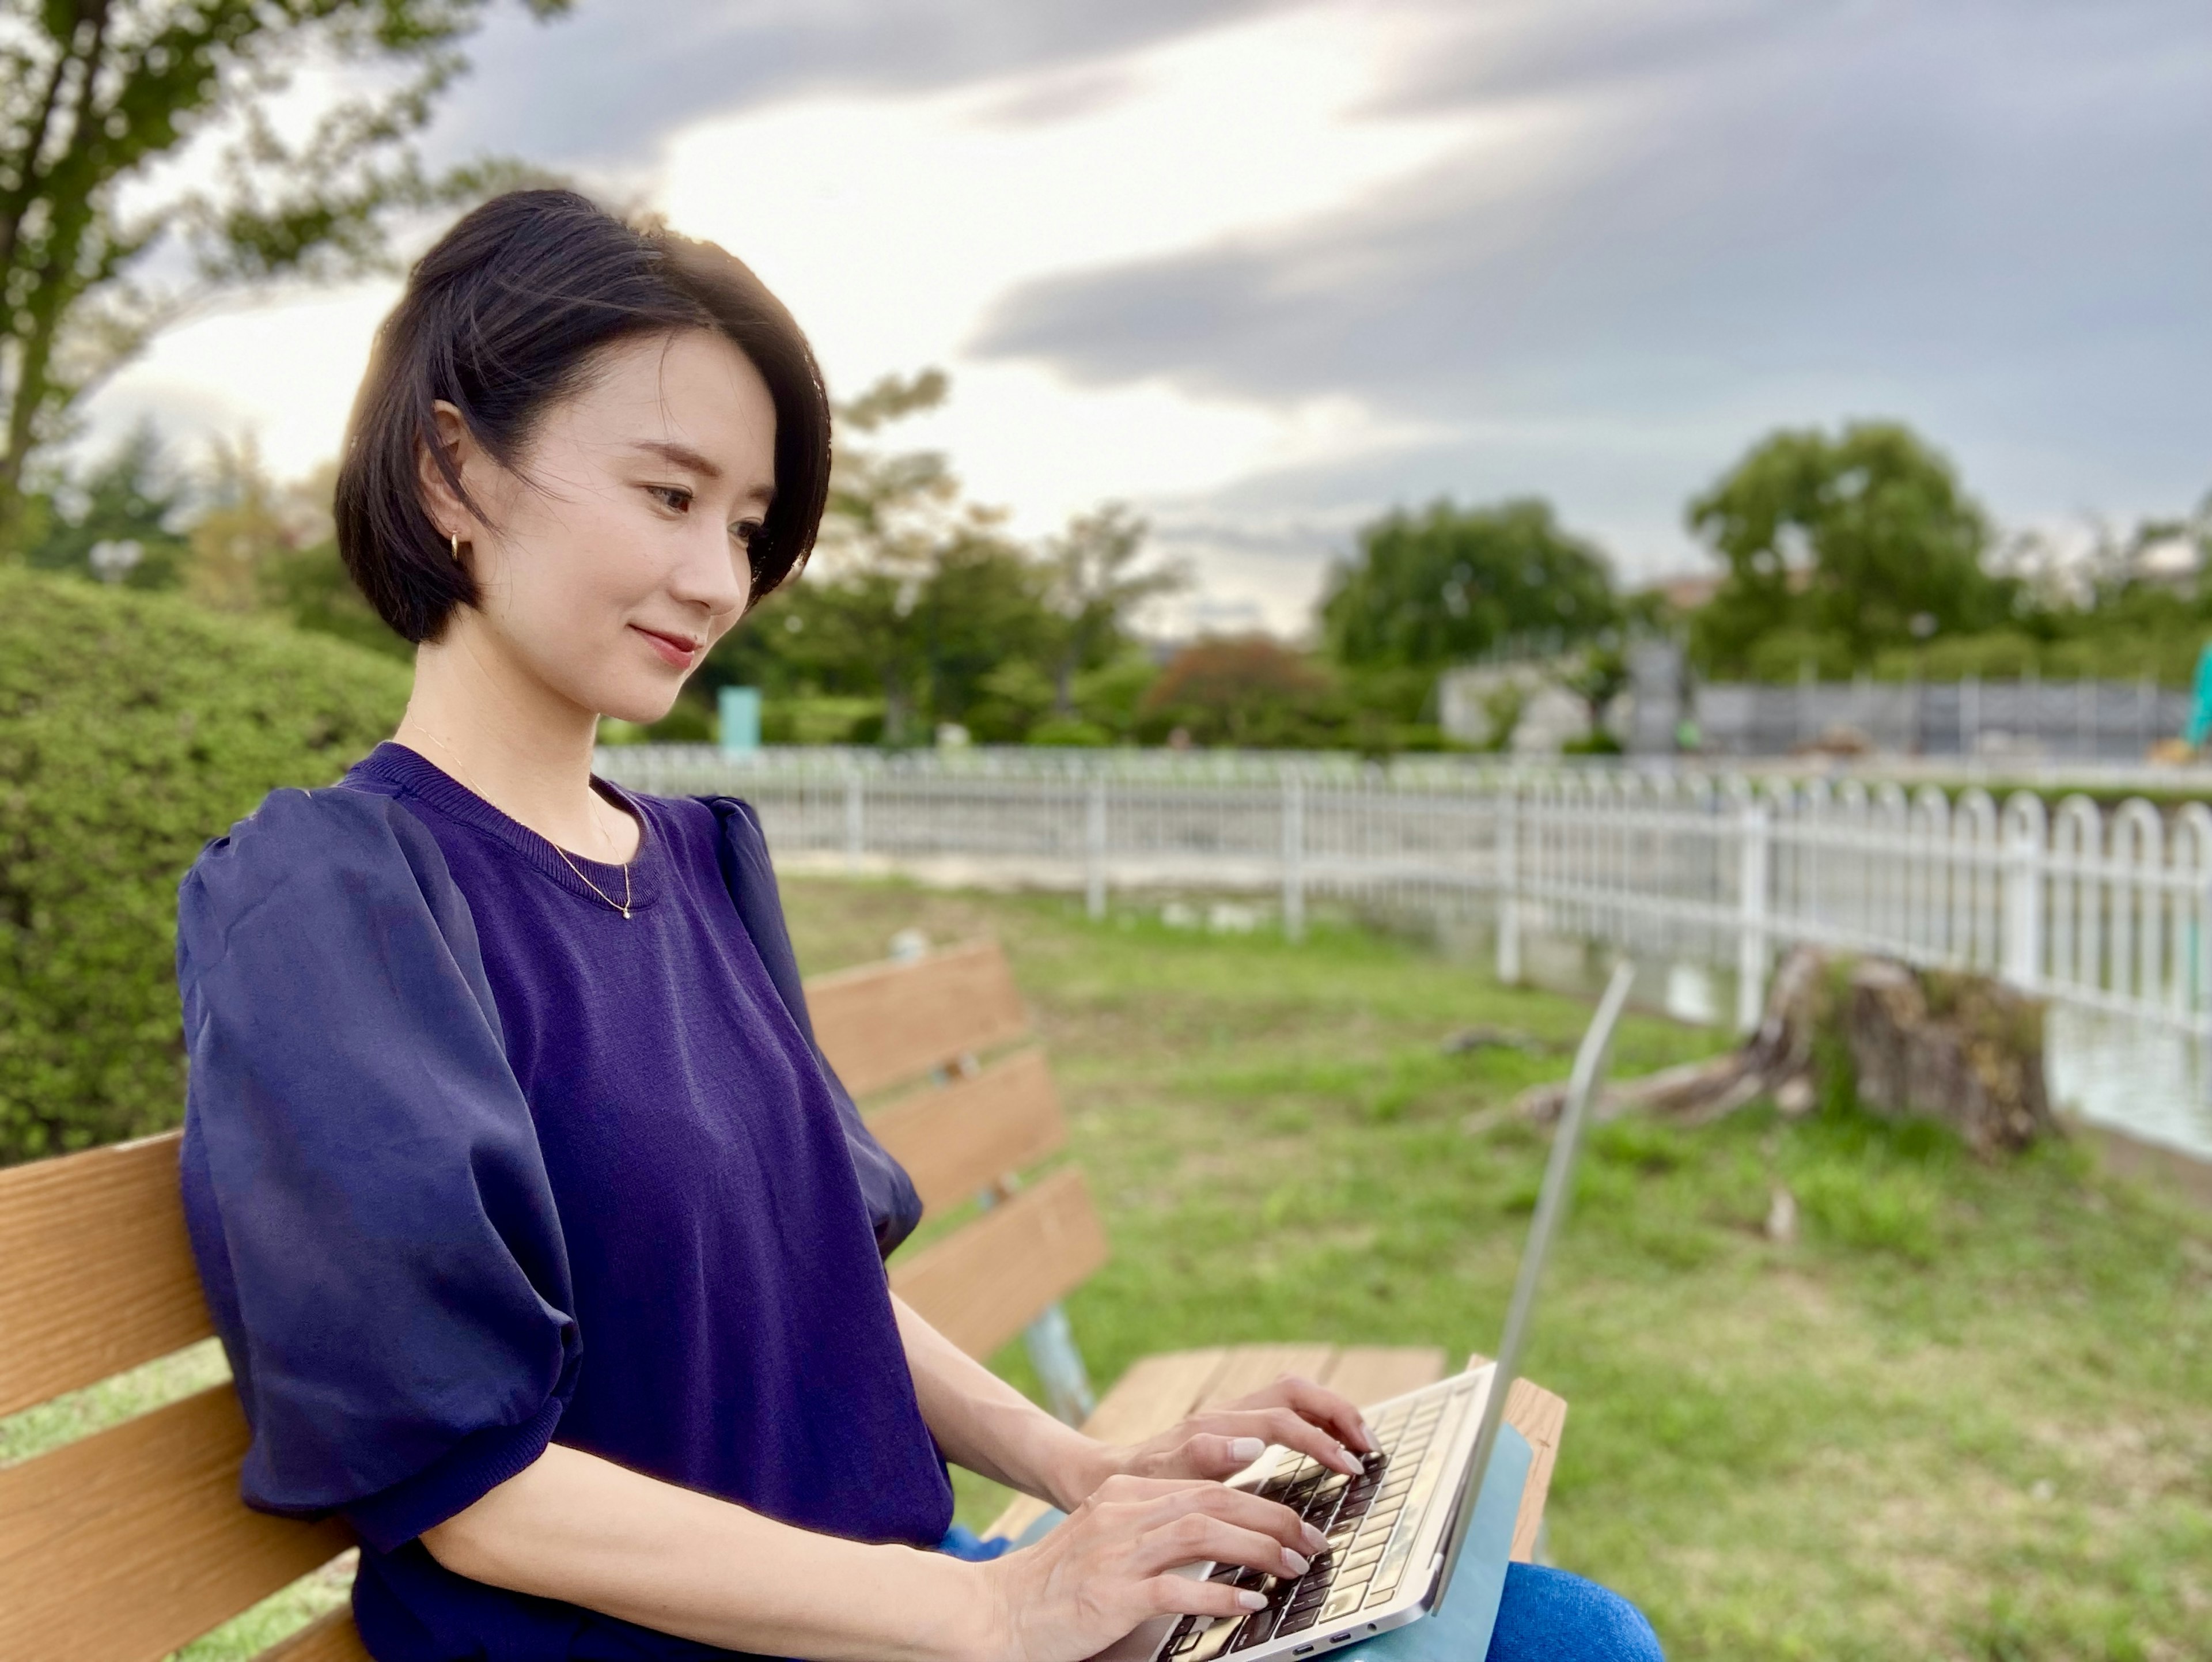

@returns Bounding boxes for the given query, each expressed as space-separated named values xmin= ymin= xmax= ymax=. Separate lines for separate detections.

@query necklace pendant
xmin=621 ymin=906 xmax=632 ymax=920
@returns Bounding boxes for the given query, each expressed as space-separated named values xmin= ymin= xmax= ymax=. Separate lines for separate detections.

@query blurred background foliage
xmin=0 ymin=565 xmax=408 ymax=1164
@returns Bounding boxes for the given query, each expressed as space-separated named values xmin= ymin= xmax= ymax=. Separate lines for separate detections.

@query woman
xmin=177 ymin=190 xmax=1662 ymax=1662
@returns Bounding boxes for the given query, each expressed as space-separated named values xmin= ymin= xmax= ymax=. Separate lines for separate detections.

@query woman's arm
xmin=892 ymin=1294 xmax=1115 ymax=1510
xmin=421 ymin=1444 xmax=982 ymax=1661
xmin=892 ymin=1296 xmax=1377 ymax=1512
xmin=421 ymin=1441 xmax=1319 ymax=1662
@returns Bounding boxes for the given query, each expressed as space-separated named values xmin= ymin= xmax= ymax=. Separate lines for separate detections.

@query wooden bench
xmin=0 ymin=938 xmax=1565 ymax=1661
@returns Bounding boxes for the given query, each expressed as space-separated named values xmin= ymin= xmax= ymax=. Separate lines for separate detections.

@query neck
xmin=392 ymin=618 xmax=639 ymax=862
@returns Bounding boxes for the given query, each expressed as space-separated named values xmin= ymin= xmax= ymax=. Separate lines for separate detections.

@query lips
xmin=632 ymin=624 xmax=701 ymax=668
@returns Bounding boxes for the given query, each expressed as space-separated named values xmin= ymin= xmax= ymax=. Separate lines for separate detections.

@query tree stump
xmin=1517 ymin=947 xmax=2058 ymax=1156
xmin=1842 ymin=960 xmax=2056 ymax=1156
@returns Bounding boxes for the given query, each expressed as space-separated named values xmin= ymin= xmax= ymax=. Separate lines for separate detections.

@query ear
xmin=416 ymin=400 xmax=484 ymax=543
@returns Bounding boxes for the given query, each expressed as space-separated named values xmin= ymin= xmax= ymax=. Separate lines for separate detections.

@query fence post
xmin=1496 ymin=787 xmax=1522 ymax=984
xmin=2202 ymin=867 xmax=2212 ymax=1106
xmin=2002 ymin=816 xmax=2043 ymax=990
xmin=1281 ymin=774 xmax=1306 ymax=942
xmin=1736 ymin=798 xmax=1770 ymax=1033
xmin=843 ymin=773 xmax=864 ymax=873
xmin=1085 ymin=779 xmax=1108 ymax=921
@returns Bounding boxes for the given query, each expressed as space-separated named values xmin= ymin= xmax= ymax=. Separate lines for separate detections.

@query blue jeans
xmin=1366 ymin=1561 xmax=1662 ymax=1662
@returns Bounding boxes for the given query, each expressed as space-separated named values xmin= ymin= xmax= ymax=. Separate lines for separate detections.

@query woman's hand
xmin=977 ymin=1474 xmax=1327 ymax=1662
xmin=1079 ymin=1375 xmax=1376 ymax=1497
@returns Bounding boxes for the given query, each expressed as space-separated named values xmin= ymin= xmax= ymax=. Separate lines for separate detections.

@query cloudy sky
xmin=88 ymin=0 xmax=2212 ymax=634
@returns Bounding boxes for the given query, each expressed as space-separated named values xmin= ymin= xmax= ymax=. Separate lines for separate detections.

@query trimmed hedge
xmin=0 ymin=569 xmax=409 ymax=1164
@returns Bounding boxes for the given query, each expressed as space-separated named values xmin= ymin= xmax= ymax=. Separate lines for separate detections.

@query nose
xmin=666 ymin=518 xmax=751 ymax=627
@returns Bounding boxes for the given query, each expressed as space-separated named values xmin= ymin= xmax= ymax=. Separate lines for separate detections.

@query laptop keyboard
xmin=1158 ymin=1377 xmax=1479 ymax=1661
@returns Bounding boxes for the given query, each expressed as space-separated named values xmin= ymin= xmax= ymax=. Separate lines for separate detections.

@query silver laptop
xmin=1103 ymin=962 xmax=1635 ymax=1662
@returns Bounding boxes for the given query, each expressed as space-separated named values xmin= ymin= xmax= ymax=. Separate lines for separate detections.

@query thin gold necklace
xmin=407 ymin=729 xmax=635 ymax=920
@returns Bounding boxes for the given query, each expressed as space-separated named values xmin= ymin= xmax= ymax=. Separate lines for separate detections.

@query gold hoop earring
xmin=449 ymin=532 xmax=461 ymax=563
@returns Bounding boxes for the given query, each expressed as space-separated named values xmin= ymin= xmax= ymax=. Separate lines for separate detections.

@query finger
xmin=1159 ymin=1432 xmax=1272 ymax=1482
xmin=1089 ymin=1472 xmax=1234 ymax=1507
xmin=1249 ymin=1406 xmax=1363 ymax=1477
xmin=1268 ymin=1376 xmax=1378 ymax=1456
xmin=1143 ymin=1572 xmax=1274 ymax=1621
xmin=1178 ymin=1409 xmax=1354 ymax=1477
xmin=1123 ymin=1479 xmax=1326 ymax=1556
xmin=1138 ymin=1512 xmax=1313 ymax=1580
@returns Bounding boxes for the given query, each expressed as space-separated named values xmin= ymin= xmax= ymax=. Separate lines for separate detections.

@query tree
xmin=1556 ymin=641 xmax=1630 ymax=752
xmin=1320 ymin=498 xmax=1616 ymax=670
xmin=17 ymin=419 xmax=192 ymax=586
xmin=1040 ymin=502 xmax=1183 ymax=714
xmin=1687 ymin=421 xmax=2010 ymax=675
xmin=706 ymin=369 xmax=1060 ymax=744
xmin=1138 ymin=635 xmax=1335 ymax=748
xmin=781 ymin=369 xmax=980 ymax=743
xmin=0 ymin=0 xmax=571 ymax=539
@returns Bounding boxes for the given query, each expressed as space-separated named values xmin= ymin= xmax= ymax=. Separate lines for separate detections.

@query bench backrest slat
xmin=866 ymin=1047 xmax=1066 ymax=1214
xmin=888 ymin=1165 xmax=1109 ymax=1358
xmin=0 ymin=1134 xmax=214 ymax=1418
xmin=808 ymin=938 xmax=1031 ymax=1096
xmin=0 ymin=1385 xmax=353 ymax=1662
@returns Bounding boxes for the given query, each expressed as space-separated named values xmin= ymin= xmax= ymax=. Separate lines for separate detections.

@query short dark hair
xmin=335 ymin=189 xmax=831 ymax=644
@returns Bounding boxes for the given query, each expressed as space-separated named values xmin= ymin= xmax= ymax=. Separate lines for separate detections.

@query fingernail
xmin=1336 ymin=1448 xmax=1361 ymax=1473
xmin=1237 ymin=1591 xmax=1269 ymax=1611
xmin=1283 ymin=1549 xmax=1312 ymax=1576
xmin=1358 ymin=1421 xmax=1377 ymax=1451
xmin=1302 ymin=1524 xmax=1327 ymax=1554
xmin=1229 ymin=1437 xmax=1266 ymax=1463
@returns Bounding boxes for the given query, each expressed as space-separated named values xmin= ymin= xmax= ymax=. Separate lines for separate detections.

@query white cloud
xmin=77 ymin=2 xmax=1498 ymax=630
xmin=84 ymin=283 xmax=399 ymax=478
xmin=654 ymin=0 xmax=1503 ymax=620
xmin=79 ymin=1 xmax=1492 ymax=633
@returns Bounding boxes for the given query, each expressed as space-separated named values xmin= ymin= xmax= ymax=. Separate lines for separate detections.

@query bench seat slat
xmin=1317 ymin=1346 xmax=1449 ymax=1410
xmin=890 ymin=1167 xmax=1107 ymax=1359
xmin=1467 ymin=1352 xmax=1569 ymax=1565
xmin=1195 ymin=1343 xmax=1340 ymax=1408
xmin=809 ymin=941 xmax=1031 ymax=1096
xmin=867 ymin=1048 xmax=1066 ymax=1214
xmin=0 ymin=1385 xmax=353 ymax=1662
xmin=0 ymin=1131 xmax=210 ymax=1418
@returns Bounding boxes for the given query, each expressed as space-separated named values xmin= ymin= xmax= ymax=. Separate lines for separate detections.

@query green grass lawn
xmin=782 ymin=880 xmax=2212 ymax=1662
xmin=9 ymin=879 xmax=2207 ymax=1660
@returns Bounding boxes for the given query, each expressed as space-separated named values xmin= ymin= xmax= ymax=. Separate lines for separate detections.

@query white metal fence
xmin=601 ymin=747 xmax=2212 ymax=1041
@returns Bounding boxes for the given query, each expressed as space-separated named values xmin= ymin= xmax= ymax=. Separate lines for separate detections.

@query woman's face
xmin=426 ymin=326 xmax=777 ymax=726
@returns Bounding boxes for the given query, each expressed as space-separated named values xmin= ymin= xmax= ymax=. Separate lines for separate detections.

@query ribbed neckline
xmin=355 ymin=741 xmax=663 ymax=914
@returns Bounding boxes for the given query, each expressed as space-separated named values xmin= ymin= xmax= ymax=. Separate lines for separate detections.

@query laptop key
xmin=1317 ymin=1584 xmax=1369 ymax=1622
xmin=1228 ymin=1614 xmax=1277 ymax=1651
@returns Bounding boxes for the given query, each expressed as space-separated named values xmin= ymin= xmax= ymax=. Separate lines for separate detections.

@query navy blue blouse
xmin=176 ymin=743 xmax=951 ymax=1661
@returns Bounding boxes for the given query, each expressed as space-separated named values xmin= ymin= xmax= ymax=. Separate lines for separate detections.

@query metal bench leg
xmin=1022 ymin=1302 xmax=1096 ymax=1426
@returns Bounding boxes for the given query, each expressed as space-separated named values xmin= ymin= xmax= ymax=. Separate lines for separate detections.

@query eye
xmin=645 ymin=484 xmax=692 ymax=513
xmin=730 ymin=518 xmax=762 ymax=547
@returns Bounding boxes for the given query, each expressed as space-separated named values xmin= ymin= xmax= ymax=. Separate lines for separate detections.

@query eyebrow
xmin=631 ymin=438 xmax=725 ymax=480
xmin=630 ymin=438 xmax=775 ymax=505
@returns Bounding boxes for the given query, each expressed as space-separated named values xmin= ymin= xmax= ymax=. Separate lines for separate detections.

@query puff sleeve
xmin=701 ymin=795 xmax=925 ymax=1256
xmin=176 ymin=786 xmax=581 ymax=1553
